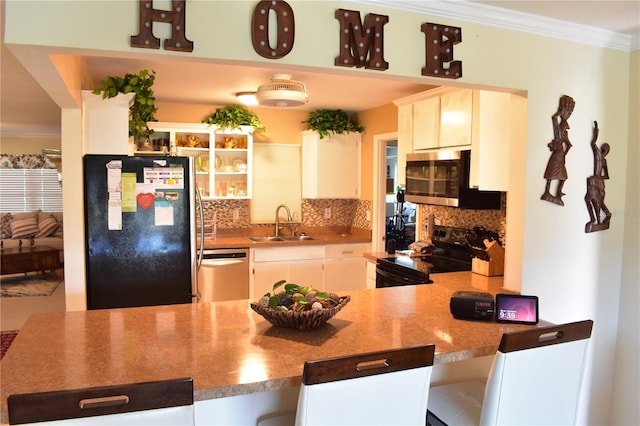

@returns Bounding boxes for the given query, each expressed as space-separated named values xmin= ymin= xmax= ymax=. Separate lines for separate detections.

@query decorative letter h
xmin=131 ymin=0 xmax=193 ymax=52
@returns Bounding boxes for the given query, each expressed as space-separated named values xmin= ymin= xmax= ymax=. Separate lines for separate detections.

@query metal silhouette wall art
xmin=541 ymin=95 xmax=575 ymax=206
xmin=584 ymin=121 xmax=611 ymax=233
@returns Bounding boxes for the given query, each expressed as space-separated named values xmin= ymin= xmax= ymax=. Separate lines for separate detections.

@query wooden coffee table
xmin=1 ymin=246 xmax=60 ymax=276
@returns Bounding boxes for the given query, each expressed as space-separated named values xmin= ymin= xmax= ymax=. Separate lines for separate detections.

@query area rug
xmin=0 ymin=273 xmax=62 ymax=297
xmin=1 ymin=330 xmax=19 ymax=360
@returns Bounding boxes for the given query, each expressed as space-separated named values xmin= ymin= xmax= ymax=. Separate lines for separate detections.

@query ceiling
xmin=1 ymin=0 xmax=638 ymax=138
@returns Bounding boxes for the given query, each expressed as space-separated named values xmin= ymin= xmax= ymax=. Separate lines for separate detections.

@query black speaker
xmin=449 ymin=291 xmax=495 ymax=320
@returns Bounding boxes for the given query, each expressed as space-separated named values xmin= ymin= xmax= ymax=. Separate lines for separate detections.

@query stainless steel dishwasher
xmin=197 ymin=248 xmax=250 ymax=302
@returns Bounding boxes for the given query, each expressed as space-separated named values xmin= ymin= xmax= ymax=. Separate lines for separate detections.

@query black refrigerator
xmin=84 ymin=154 xmax=196 ymax=309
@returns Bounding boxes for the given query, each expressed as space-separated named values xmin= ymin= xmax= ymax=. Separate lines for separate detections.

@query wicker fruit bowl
xmin=250 ymin=280 xmax=350 ymax=330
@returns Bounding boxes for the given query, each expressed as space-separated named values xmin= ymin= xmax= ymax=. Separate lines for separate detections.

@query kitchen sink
xmin=246 ymin=236 xmax=285 ymax=242
xmin=246 ymin=235 xmax=317 ymax=243
xmin=280 ymin=235 xmax=317 ymax=241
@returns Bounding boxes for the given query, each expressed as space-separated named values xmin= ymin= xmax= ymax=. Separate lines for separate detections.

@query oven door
xmin=375 ymin=262 xmax=432 ymax=288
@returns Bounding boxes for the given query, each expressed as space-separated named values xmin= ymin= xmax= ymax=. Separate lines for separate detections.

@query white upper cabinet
xmin=147 ymin=122 xmax=253 ymax=199
xmin=470 ymin=91 xmax=526 ymax=192
xmin=412 ymin=96 xmax=440 ymax=151
xmin=82 ymin=91 xmax=134 ymax=155
xmin=302 ymin=131 xmax=360 ymax=199
xmin=395 ymin=88 xmax=524 ymax=192
xmin=439 ymin=89 xmax=472 ymax=149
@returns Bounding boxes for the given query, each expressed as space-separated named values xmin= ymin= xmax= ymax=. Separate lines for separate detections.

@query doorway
xmin=384 ymin=143 xmax=416 ymax=251
xmin=372 ymin=133 xmax=417 ymax=253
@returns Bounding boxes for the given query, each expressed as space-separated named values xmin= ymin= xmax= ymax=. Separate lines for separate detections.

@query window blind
xmin=0 ymin=169 xmax=63 ymax=213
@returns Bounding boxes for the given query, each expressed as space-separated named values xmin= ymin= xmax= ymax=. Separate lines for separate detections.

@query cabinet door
xmin=289 ymin=260 xmax=324 ymax=290
xmin=412 ymin=96 xmax=440 ymax=151
xmin=439 ymin=89 xmax=472 ymax=148
xmin=366 ymin=261 xmax=377 ymax=289
xmin=324 ymin=257 xmax=367 ymax=292
xmin=253 ymin=262 xmax=284 ymax=299
xmin=302 ymin=131 xmax=360 ymax=199
xmin=470 ymin=90 xmax=517 ymax=191
xmin=252 ymin=260 xmax=323 ymax=299
xmin=323 ymin=243 xmax=369 ymax=292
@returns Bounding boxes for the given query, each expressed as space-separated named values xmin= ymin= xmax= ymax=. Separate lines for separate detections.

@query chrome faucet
xmin=274 ymin=204 xmax=292 ymax=237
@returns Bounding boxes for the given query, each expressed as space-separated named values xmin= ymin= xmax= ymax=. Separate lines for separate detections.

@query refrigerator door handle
xmin=195 ymin=189 xmax=205 ymax=271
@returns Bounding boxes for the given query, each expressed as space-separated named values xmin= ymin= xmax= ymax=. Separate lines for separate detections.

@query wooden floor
xmin=1 ymin=271 xmax=66 ymax=331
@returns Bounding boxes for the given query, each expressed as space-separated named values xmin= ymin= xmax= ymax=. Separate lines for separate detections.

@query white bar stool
xmin=259 ymin=344 xmax=436 ymax=426
xmin=427 ymin=320 xmax=593 ymax=426
xmin=8 ymin=377 xmax=194 ymax=425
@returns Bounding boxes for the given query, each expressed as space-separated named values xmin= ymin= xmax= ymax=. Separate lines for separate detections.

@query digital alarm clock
xmin=449 ymin=291 xmax=495 ymax=321
xmin=495 ymin=294 xmax=539 ymax=324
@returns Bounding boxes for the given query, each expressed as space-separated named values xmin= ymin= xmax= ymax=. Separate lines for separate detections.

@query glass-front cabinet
xmin=147 ymin=122 xmax=253 ymax=199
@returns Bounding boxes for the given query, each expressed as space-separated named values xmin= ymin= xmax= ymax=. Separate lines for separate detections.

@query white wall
xmin=610 ymin=48 xmax=639 ymax=426
xmin=4 ymin=1 xmax=637 ymax=423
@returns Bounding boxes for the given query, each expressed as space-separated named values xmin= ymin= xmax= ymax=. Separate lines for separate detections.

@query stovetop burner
xmin=428 ymin=225 xmax=473 ymax=272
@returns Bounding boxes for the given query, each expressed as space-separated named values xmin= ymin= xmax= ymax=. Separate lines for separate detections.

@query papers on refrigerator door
xmin=143 ymin=167 xmax=184 ymax=189
xmin=107 ymin=161 xmax=123 ymax=230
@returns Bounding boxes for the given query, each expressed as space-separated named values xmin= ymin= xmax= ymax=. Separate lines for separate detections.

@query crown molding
xmin=349 ymin=0 xmax=635 ymax=52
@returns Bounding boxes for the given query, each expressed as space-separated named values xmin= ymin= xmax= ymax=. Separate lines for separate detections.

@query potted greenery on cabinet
xmin=92 ymin=69 xmax=158 ymax=147
xmin=302 ymin=109 xmax=363 ymax=199
xmin=302 ymin=109 xmax=364 ymax=139
xmin=202 ymin=104 xmax=265 ymax=134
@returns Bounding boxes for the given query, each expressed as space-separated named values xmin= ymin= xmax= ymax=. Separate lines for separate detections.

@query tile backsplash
xmin=199 ymin=195 xmax=506 ymax=244
xmin=416 ymin=193 xmax=507 ymax=245
xmin=199 ymin=199 xmax=373 ymax=233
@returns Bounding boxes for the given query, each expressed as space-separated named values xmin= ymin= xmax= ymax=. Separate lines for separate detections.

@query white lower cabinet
xmin=366 ymin=260 xmax=377 ymax=289
xmin=323 ymin=243 xmax=369 ymax=293
xmin=251 ymin=243 xmax=370 ymax=298
xmin=251 ymin=246 xmax=324 ymax=299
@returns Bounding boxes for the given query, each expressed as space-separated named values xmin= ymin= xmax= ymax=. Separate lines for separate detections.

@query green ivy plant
xmin=92 ymin=69 xmax=157 ymax=141
xmin=203 ymin=104 xmax=265 ymax=133
xmin=302 ymin=109 xmax=365 ymax=139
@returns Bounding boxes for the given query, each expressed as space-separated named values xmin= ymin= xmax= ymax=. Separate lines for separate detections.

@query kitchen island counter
xmin=0 ymin=272 xmax=531 ymax=423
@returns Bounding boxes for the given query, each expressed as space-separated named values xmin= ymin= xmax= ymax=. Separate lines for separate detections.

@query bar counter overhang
xmin=0 ymin=272 xmax=533 ymax=423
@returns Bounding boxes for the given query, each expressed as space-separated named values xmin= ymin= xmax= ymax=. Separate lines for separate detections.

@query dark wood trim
xmin=499 ymin=320 xmax=593 ymax=353
xmin=8 ymin=378 xmax=193 ymax=425
xmin=302 ymin=344 xmax=435 ymax=386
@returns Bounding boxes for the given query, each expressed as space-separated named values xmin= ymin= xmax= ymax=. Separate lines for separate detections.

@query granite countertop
xmin=0 ymin=272 xmax=529 ymax=423
xmin=200 ymin=226 xmax=372 ymax=249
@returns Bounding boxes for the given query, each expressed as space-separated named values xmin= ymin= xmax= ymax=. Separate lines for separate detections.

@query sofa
xmin=1 ymin=211 xmax=64 ymax=262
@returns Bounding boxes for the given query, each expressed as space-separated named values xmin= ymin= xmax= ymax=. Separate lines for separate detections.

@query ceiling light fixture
xmin=235 ymin=91 xmax=258 ymax=106
xmin=255 ymin=74 xmax=309 ymax=107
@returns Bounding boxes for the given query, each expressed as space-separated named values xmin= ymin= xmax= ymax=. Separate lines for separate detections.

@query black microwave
xmin=405 ymin=150 xmax=502 ymax=209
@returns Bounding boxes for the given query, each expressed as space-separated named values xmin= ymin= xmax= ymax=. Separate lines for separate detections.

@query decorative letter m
xmin=334 ymin=9 xmax=388 ymax=71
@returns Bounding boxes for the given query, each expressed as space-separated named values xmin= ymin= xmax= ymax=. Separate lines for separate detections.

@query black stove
xmin=376 ymin=256 xmax=433 ymax=288
xmin=429 ymin=225 xmax=473 ymax=273
xmin=375 ymin=225 xmax=473 ymax=288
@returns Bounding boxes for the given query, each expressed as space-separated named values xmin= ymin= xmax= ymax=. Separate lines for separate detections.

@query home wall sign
xmin=129 ymin=0 xmax=463 ymax=80
xmin=584 ymin=121 xmax=611 ymax=233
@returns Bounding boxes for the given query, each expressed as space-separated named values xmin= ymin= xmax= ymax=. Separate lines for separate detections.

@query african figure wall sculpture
xmin=541 ymin=95 xmax=575 ymax=206
xmin=585 ymin=121 xmax=611 ymax=233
